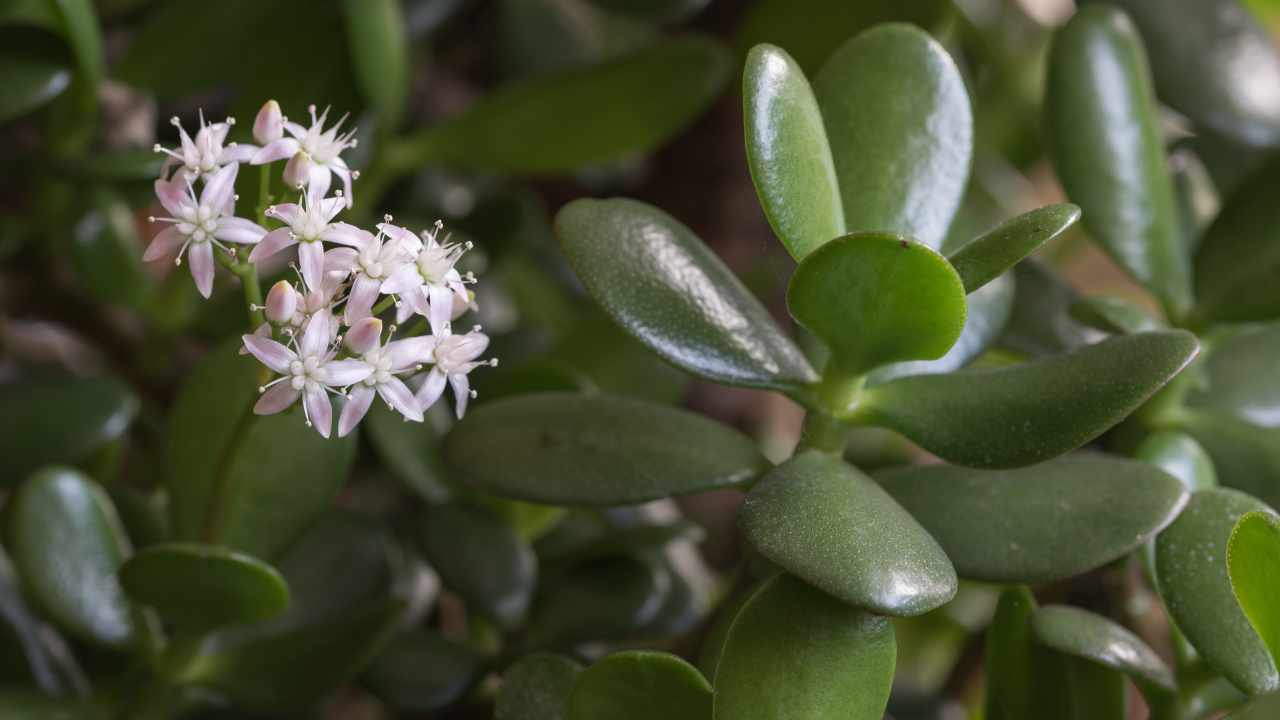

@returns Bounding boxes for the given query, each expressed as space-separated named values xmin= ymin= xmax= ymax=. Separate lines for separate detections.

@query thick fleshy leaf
xmin=0 ymin=549 xmax=77 ymax=694
xmin=813 ymin=23 xmax=971 ymax=250
xmin=1229 ymin=692 xmax=1280 ymax=719
xmin=556 ymin=198 xmax=817 ymax=390
xmin=402 ymin=37 xmax=730 ymax=172
xmin=71 ymin=190 xmax=150 ymax=308
xmin=855 ymin=331 xmax=1200 ymax=468
xmin=1156 ymin=489 xmax=1279 ymax=695
xmin=712 ymin=574 xmax=895 ymax=720
xmin=496 ymin=653 xmax=583 ymax=720
xmin=342 ymin=0 xmax=408 ymax=123
xmin=444 ymin=393 xmax=767 ymax=505
xmin=568 ymin=651 xmax=711 ymax=720
xmin=743 ymin=43 xmax=843 ymax=260
xmin=1046 ymin=5 xmax=1191 ymax=318
xmin=0 ymin=377 xmax=137 ymax=487
xmin=1134 ymin=430 xmax=1218 ymax=494
xmin=4 ymin=468 xmax=136 ymax=650
xmin=998 ymin=260 xmax=1091 ymax=357
xmin=1229 ymin=512 xmax=1280 ymax=665
xmin=363 ymin=402 xmax=451 ymax=502
xmin=1031 ymin=605 xmax=1175 ymax=692
xmin=528 ymin=554 xmax=668 ymax=647
xmin=417 ymin=503 xmax=536 ymax=630
xmin=363 ymin=629 xmax=484 ymax=712
xmin=1193 ymin=158 xmax=1280 ymax=324
xmin=0 ymin=27 xmax=71 ymax=124
xmin=1088 ymin=0 xmax=1280 ymax=147
xmin=877 ymin=456 xmax=1187 ymax=582
xmin=1069 ymin=297 xmax=1162 ymax=335
xmin=948 ymin=204 xmax=1080 ymax=293
xmin=118 ymin=543 xmax=289 ymax=632
xmin=740 ymin=452 xmax=956 ymax=616
xmin=166 ymin=341 xmax=356 ymax=559
xmin=787 ymin=232 xmax=967 ymax=378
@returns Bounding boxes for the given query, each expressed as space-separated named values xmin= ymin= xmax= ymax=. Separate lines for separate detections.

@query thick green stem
xmin=371 ymin=295 xmax=396 ymax=317
xmin=795 ymin=411 xmax=849 ymax=455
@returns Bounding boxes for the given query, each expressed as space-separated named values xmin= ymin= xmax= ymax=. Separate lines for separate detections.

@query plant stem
xmin=371 ymin=295 xmax=396 ymax=317
xmin=795 ymin=410 xmax=849 ymax=455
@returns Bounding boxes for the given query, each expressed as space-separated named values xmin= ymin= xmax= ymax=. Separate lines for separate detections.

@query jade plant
xmin=5 ymin=0 xmax=1280 ymax=718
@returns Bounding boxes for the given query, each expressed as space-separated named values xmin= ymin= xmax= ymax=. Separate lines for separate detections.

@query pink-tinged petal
xmin=449 ymin=374 xmax=471 ymax=418
xmin=299 ymin=311 xmax=332 ymax=358
xmin=242 ymin=333 xmax=295 ymax=373
xmin=304 ymin=385 xmax=332 ymax=438
xmin=385 ymin=335 xmax=437 ymax=370
xmin=251 ymin=137 xmax=300 ymax=164
xmin=450 ymin=287 xmax=474 ymax=320
xmin=297 ymin=241 xmax=325 ymax=291
xmin=307 ymin=165 xmax=332 ymax=203
xmin=206 ymin=121 xmax=230 ymax=148
xmin=320 ymin=222 xmax=371 ymax=249
xmin=189 ymin=242 xmax=215 ymax=298
xmin=345 ymin=317 xmax=383 ymax=354
xmin=427 ymin=284 xmax=455 ymax=336
xmin=254 ymin=100 xmax=284 ymax=145
xmin=248 ymin=227 xmax=297 ymax=264
xmin=215 ymin=216 xmax=267 ymax=245
xmin=265 ymin=280 xmax=299 ymax=323
xmin=455 ymin=331 xmax=491 ymax=362
xmin=377 ymin=377 xmax=423 ymax=422
xmin=395 ymin=296 xmax=415 ymax=324
xmin=343 ymin=275 xmax=381 ymax=325
xmin=381 ymin=264 xmax=422 ymax=295
xmin=333 ymin=164 xmax=353 ymax=207
xmin=338 ymin=385 xmax=375 ymax=437
xmin=200 ymin=163 xmax=239 ymax=215
xmin=325 ymin=247 xmax=358 ymax=274
xmin=323 ymin=358 xmax=374 ymax=387
xmin=154 ymin=177 xmax=190 ymax=217
xmin=220 ymin=143 xmax=258 ymax=164
xmin=377 ymin=223 xmax=423 ymax=255
xmin=255 ymin=382 xmax=300 ymax=415
xmin=177 ymin=123 xmax=197 ymax=162
xmin=239 ymin=322 xmax=272 ymax=355
xmin=284 ymin=120 xmax=308 ymax=139
xmin=143 ymin=226 xmax=186 ymax=262
xmin=319 ymin=195 xmax=345 ymax=223
xmin=416 ymin=368 xmax=448 ymax=409
xmin=266 ymin=202 xmax=301 ymax=226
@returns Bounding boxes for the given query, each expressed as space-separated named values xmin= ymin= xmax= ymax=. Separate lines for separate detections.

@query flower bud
xmin=345 ymin=317 xmax=383 ymax=355
xmin=253 ymin=100 xmax=283 ymax=145
xmin=265 ymin=280 xmax=298 ymax=324
xmin=283 ymin=151 xmax=313 ymax=189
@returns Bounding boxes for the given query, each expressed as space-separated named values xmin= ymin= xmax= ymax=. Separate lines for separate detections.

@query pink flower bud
xmin=283 ymin=151 xmax=313 ymax=190
xmin=345 ymin=317 xmax=383 ymax=355
xmin=253 ymin=100 xmax=283 ymax=145
xmin=265 ymin=280 xmax=298 ymax=324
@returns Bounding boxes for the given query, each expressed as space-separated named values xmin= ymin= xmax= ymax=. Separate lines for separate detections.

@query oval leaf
xmin=1229 ymin=512 xmax=1280 ymax=666
xmin=0 ymin=28 xmax=71 ymax=124
xmin=948 ymin=204 xmax=1081 ymax=293
xmin=1069 ymin=296 xmax=1163 ymax=335
xmin=119 ymin=542 xmax=289 ymax=632
xmin=496 ymin=653 xmax=583 ymax=720
xmin=1134 ymin=430 xmax=1218 ymax=494
xmin=740 ymin=451 xmax=956 ymax=616
xmin=743 ymin=43 xmax=844 ymax=260
xmin=1047 ymin=5 xmax=1191 ymax=317
xmin=363 ymin=629 xmax=485 ymax=712
xmin=787 ymin=232 xmax=967 ymax=378
xmin=1156 ymin=488 xmax=1279 ymax=695
xmin=568 ymin=651 xmax=711 ymax=720
xmin=0 ymin=377 xmax=137 ymax=487
xmin=813 ymin=23 xmax=972 ymax=250
xmin=528 ymin=554 xmax=668 ymax=647
xmin=998 ymin=260 xmax=1091 ymax=357
xmin=857 ymin=331 xmax=1200 ymax=468
xmin=878 ymin=456 xmax=1187 ymax=582
xmin=556 ymin=198 xmax=817 ymax=390
xmin=713 ymin=574 xmax=895 ymax=720
xmin=1193 ymin=158 xmax=1280 ymax=324
xmin=444 ymin=393 xmax=767 ymax=505
xmin=1031 ymin=605 xmax=1175 ymax=692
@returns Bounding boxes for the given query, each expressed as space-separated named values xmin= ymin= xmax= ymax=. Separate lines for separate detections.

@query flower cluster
xmin=143 ymin=100 xmax=496 ymax=437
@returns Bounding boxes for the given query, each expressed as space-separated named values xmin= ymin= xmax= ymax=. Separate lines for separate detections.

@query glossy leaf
xmin=528 ymin=554 xmax=668 ymax=647
xmin=0 ymin=549 xmax=75 ymax=694
xmin=119 ymin=543 xmax=289 ymax=631
xmin=856 ymin=331 xmax=1200 ymax=468
xmin=568 ymin=651 xmax=711 ymax=720
xmin=342 ymin=0 xmax=408 ymax=123
xmin=417 ymin=503 xmax=536 ymax=629
xmin=813 ymin=23 xmax=972 ymax=250
xmin=713 ymin=574 xmax=895 ymax=720
xmin=363 ymin=629 xmax=484 ymax=712
xmin=5 ymin=468 xmax=137 ymax=650
xmin=1032 ymin=605 xmax=1175 ymax=691
xmin=405 ymin=36 xmax=730 ymax=172
xmin=787 ymin=232 xmax=967 ymax=377
xmin=444 ymin=393 xmax=767 ymax=505
xmin=1047 ymin=5 xmax=1191 ymax=318
xmin=556 ymin=198 xmax=817 ymax=390
xmin=496 ymin=653 xmax=583 ymax=720
xmin=70 ymin=189 xmax=150 ymax=308
xmin=0 ymin=377 xmax=137 ymax=486
xmin=1156 ymin=489 xmax=1279 ymax=695
xmin=743 ymin=43 xmax=843 ymax=260
xmin=740 ymin=451 xmax=956 ymax=616
xmin=363 ymin=402 xmax=451 ymax=502
xmin=878 ymin=456 xmax=1187 ymax=582
xmin=948 ymin=204 xmax=1080 ymax=293
xmin=1229 ymin=512 xmax=1280 ymax=665
xmin=998 ymin=260 xmax=1091 ymax=357
xmin=1069 ymin=296 xmax=1162 ymax=335
xmin=1134 ymin=430 xmax=1218 ymax=494
xmin=1193 ymin=157 xmax=1280 ymax=324
xmin=0 ymin=27 xmax=71 ymax=123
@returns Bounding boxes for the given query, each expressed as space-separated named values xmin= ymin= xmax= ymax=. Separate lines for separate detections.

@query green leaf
xmin=1193 ymin=158 xmax=1280 ymax=324
xmin=1229 ymin=692 xmax=1280 ymax=719
xmin=1047 ymin=5 xmax=1191 ymax=318
xmin=443 ymin=393 xmax=767 ymax=505
xmin=403 ymin=36 xmax=730 ymax=172
xmin=1156 ymin=488 xmax=1279 ymax=695
xmin=0 ymin=27 xmax=70 ymax=123
xmin=813 ymin=23 xmax=972 ymax=250
xmin=998 ymin=260 xmax=1091 ymax=357
xmin=743 ymin=43 xmax=843 ymax=261
xmin=118 ymin=542 xmax=289 ymax=632
xmin=363 ymin=402 xmax=451 ymax=502
xmin=879 ymin=455 xmax=1187 ymax=582
xmin=556 ymin=198 xmax=817 ymax=390
xmin=342 ymin=0 xmax=408 ymax=123
xmin=948 ymin=204 xmax=1080 ymax=293
xmin=712 ymin=574 xmax=895 ymax=720
xmin=1229 ymin=512 xmax=1280 ymax=666
xmin=856 ymin=331 xmax=1200 ymax=468
xmin=417 ymin=503 xmax=536 ymax=630
xmin=528 ymin=554 xmax=668 ymax=647
xmin=496 ymin=653 xmax=583 ymax=720
xmin=787 ymin=232 xmax=967 ymax=378
xmin=363 ymin=629 xmax=485 ymax=712
xmin=165 ymin=341 xmax=356 ymax=559
xmin=0 ymin=689 xmax=97 ymax=719
xmin=4 ymin=468 xmax=137 ymax=650
xmin=740 ymin=451 xmax=955 ymax=616
xmin=48 ymin=0 xmax=102 ymax=91
xmin=0 ymin=376 xmax=137 ymax=486
xmin=70 ymin=189 xmax=150 ymax=308
xmin=1134 ymin=430 xmax=1218 ymax=494
xmin=1069 ymin=297 xmax=1162 ymax=335
xmin=1031 ymin=605 xmax=1175 ymax=692
xmin=568 ymin=651 xmax=711 ymax=720
xmin=0 ymin=549 xmax=76 ymax=694
xmin=1088 ymin=0 xmax=1280 ymax=147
